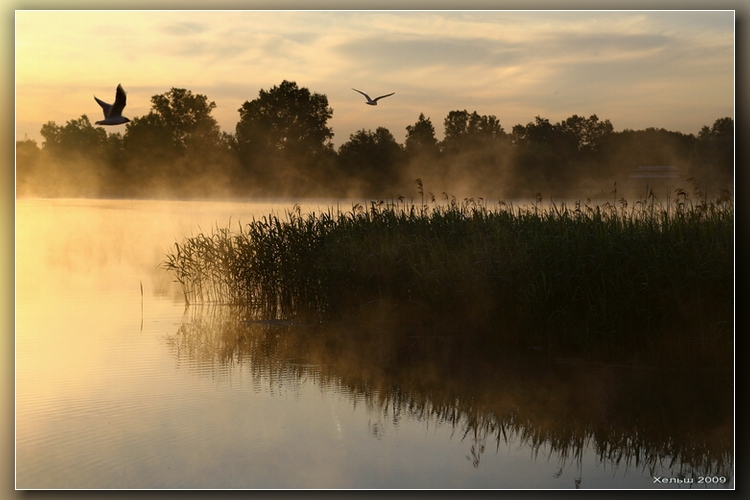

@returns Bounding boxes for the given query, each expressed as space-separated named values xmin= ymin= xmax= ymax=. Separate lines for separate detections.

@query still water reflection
xmin=15 ymin=198 xmax=734 ymax=489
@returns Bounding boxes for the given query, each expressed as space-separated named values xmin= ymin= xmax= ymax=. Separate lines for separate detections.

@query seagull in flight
xmin=352 ymin=88 xmax=395 ymax=106
xmin=94 ymin=84 xmax=130 ymax=125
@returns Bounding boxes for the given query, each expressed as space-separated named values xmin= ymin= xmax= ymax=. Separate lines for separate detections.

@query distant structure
xmin=94 ymin=84 xmax=130 ymax=125
xmin=351 ymin=88 xmax=395 ymax=106
xmin=628 ymin=166 xmax=681 ymax=179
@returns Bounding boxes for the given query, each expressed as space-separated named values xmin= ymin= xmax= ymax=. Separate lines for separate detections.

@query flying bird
xmin=352 ymin=88 xmax=395 ymax=106
xmin=94 ymin=84 xmax=130 ymax=125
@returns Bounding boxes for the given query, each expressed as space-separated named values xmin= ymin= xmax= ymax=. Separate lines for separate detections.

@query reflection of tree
xmin=165 ymin=304 xmax=734 ymax=483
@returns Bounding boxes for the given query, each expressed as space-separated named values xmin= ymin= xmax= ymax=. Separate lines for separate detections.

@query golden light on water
xmin=13 ymin=198 xmax=734 ymax=488
xmin=11 ymin=5 xmax=739 ymax=489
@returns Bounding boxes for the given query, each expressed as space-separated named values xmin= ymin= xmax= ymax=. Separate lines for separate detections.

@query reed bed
xmin=163 ymin=183 xmax=734 ymax=362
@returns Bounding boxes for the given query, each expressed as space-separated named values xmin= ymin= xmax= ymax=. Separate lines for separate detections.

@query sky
xmin=3 ymin=8 xmax=742 ymax=489
xmin=14 ymin=10 xmax=735 ymax=149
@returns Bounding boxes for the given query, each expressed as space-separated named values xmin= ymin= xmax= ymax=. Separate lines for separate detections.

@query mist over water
xmin=14 ymin=146 xmax=732 ymax=204
xmin=13 ymin=26 xmax=735 ymax=489
xmin=14 ymin=198 xmax=734 ymax=489
xmin=15 ymin=83 xmax=734 ymax=204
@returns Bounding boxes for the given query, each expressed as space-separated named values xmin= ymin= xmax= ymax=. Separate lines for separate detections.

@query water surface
xmin=15 ymin=198 xmax=734 ymax=489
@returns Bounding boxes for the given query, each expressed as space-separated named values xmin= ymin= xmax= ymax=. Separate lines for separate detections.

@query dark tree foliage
xmin=123 ymin=113 xmax=175 ymax=166
xmin=691 ymin=117 xmax=734 ymax=188
xmin=15 ymin=138 xmax=42 ymax=196
xmin=510 ymin=116 xmax=620 ymax=195
xmin=404 ymin=113 xmax=443 ymax=191
xmin=234 ymin=80 xmax=335 ymax=192
xmin=338 ymin=127 xmax=406 ymax=196
xmin=16 ymin=79 xmax=733 ymax=199
xmin=149 ymin=88 xmax=221 ymax=151
xmin=558 ymin=114 xmax=614 ymax=156
xmin=122 ymin=88 xmax=235 ymax=197
xmin=596 ymin=127 xmax=697 ymax=184
xmin=422 ymin=110 xmax=512 ymax=195
xmin=441 ymin=110 xmax=505 ymax=155
xmin=40 ymin=115 xmax=108 ymax=158
xmin=512 ymin=116 xmax=577 ymax=151
xmin=405 ymin=113 xmax=439 ymax=158
xmin=27 ymin=115 xmax=119 ymax=196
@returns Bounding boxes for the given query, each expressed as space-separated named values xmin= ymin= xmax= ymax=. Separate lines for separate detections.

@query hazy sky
xmin=14 ymin=10 xmax=735 ymax=148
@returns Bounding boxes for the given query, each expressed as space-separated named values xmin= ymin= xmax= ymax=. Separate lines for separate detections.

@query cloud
xmin=336 ymin=36 xmax=523 ymax=71
xmin=14 ymin=10 xmax=734 ymax=148
xmin=159 ymin=21 xmax=209 ymax=36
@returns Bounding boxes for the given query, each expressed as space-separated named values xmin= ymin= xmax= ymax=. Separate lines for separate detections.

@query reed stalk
xmin=163 ymin=184 xmax=734 ymax=363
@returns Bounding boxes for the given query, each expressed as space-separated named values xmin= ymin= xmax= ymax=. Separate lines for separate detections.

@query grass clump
xmin=163 ymin=182 xmax=734 ymax=364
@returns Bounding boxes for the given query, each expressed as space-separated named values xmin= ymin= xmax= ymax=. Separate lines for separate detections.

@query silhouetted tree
xmin=691 ymin=117 xmax=733 ymax=189
xmin=123 ymin=88 xmax=235 ymax=197
xmin=405 ymin=113 xmax=439 ymax=158
xmin=432 ymin=110 xmax=510 ymax=196
xmin=598 ymin=127 xmax=695 ymax=171
xmin=441 ymin=110 xmax=505 ymax=155
xmin=31 ymin=115 xmax=114 ymax=196
xmin=338 ymin=127 xmax=406 ymax=196
xmin=555 ymin=114 xmax=615 ymax=187
xmin=587 ymin=127 xmax=697 ymax=198
xmin=19 ymin=87 xmax=731 ymax=201
xmin=101 ymin=132 xmax=127 ymax=192
xmin=510 ymin=116 xmax=583 ymax=193
xmin=149 ymin=88 xmax=221 ymax=151
xmin=234 ymin=80 xmax=335 ymax=193
xmin=558 ymin=114 xmax=614 ymax=156
xmin=15 ymin=138 xmax=42 ymax=196
xmin=405 ymin=113 xmax=442 ymax=191
xmin=40 ymin=115 xmax=108 ymax=158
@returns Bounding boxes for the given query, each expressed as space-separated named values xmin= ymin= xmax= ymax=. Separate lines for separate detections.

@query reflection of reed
xmin=165 ymin=304 xmax=321 ymax=390
xmin=167 ymin=304 xmax=733 ymax=484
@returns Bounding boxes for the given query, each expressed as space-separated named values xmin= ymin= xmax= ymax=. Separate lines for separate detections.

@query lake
xmin=15 ymin=197 xmax=734 ymax=489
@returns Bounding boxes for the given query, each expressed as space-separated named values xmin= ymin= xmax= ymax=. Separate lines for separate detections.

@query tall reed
xmin=163 ymin=184 xmax=734 ymax=362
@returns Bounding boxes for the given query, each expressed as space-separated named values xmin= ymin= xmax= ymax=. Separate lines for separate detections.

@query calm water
xmin=15 ymin=198 xmax=734 ymax=489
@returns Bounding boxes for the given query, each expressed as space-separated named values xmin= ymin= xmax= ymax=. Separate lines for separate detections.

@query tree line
xmin=16 ymin=80 xmax=734 ymax=200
